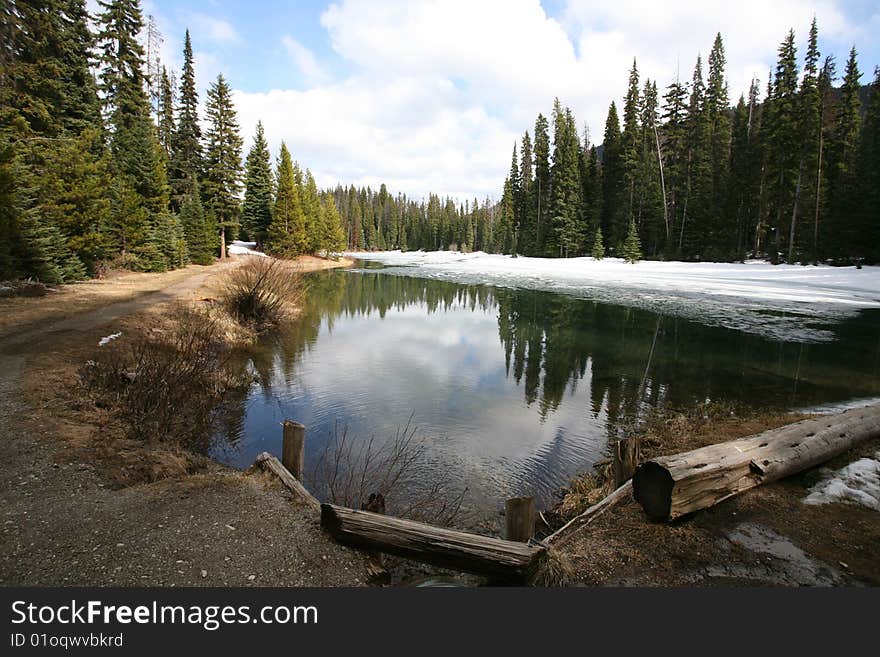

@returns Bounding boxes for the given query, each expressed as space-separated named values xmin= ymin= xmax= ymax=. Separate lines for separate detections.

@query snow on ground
xmin=98 ymin=332 xmax=121 ymax=347
xmin=228 ymin=240 xmax=267 ymax=257
xmin=345 ymin=250 xmax=880 ymax=342
xmin=797 ymin=397 xmax=880 ymax=415
xmin=803 ymin=452 xmax=880 ymax=511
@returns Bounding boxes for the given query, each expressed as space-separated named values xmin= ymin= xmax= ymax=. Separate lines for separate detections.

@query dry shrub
xmin=308 ymin=418 xmax=467 ymax=527
xmin=220 ymin=258 xmax=304 ymax=329
xmin=531 ymin=547 xmax=576 ymax=587
xmin=81 ymin=306 xmax=252 ymax=452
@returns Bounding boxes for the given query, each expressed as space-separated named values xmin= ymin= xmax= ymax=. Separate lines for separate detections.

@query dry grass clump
xmin=220 ymin=258 xmax=304 ymax=330
xmin=80 ymin=305 xmax=252 ymax=452
xmin=530 ymin=547 xmax=576 ymax=587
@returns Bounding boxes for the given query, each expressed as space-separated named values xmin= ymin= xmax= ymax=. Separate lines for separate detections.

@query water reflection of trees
xmin=217 ymin=270 xmax=880 ymax=445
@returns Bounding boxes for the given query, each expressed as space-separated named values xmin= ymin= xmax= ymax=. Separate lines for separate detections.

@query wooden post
xmin=612 ymin=437 xmax=640 ymax=487
xmin=505 ymin=496 xmax=536 ymax=543
xmin=281 ymin=420 xmax=305 ymax=481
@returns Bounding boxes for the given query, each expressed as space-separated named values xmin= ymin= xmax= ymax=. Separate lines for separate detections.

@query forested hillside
xmin=333 ymin=22 xmax=879 ymax=265
xmin=2 ymin=4 xmax=877 ymax=285
xmin=0 ymin=0 xmax=346 ymax=283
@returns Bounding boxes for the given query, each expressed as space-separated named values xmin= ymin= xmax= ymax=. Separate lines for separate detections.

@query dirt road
xmin=0 ymin=259 xmax=372 ymax=586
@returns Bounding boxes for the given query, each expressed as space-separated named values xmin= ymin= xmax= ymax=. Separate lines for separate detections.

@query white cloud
xmin=282 ymin=36 xmax=328 ymax=86
xmin=226 ymin=1 xmax=870 ymax=201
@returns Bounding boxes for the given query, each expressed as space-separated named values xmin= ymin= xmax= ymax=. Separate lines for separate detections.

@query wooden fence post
xmin=282 ymin=420 xmax=306 ymax=481
xmin=505 ymin=496 xmax=536 ymax=543
xmin=612 ymin=437 xmax=640 ymax=487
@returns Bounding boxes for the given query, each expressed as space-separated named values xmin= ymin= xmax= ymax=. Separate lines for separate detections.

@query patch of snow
xmin=228 ymin=240 xmax=268 ymax=257
xmin=796 ymin=397 xmax=880 ymax=415
xmin=345 ymin=250 xmax=880 ymax=342
xmin=98 ymin=332 xmax=122 ymax=346
xmin=803 ymin=452 xmax=880 ymax=511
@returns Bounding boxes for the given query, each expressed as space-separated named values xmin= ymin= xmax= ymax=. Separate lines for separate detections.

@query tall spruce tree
xmin=706 ymin=34 xmax=732 ymax=258
xmin=169 ymin=29 xmax=201 ymax=209
xmin=601 ymin=101 xmax=625 ymax=251
xmin=267 ymin=142 xmax=306 ymax=256
xmin=95 ymin=0 xmax=169 ymax=266
xmin=203 ymin=74 xmax=243 ymax=258
xmin=857 ymin=66 xmax=880 ymax=263
xmin=827 ymin=47 xmax=862 ymax=261
xmin=157 ymin=66 xmax=174 ymax=160
xmin=548 ymin=101 xmax=582 ymax=257
xmin=532 ymin=114 xmax=551 ymax=255
xmin=518 ymin=130 xmax=533 ymax=254
xmin=241 ymin=121 xmax=274 ymax=245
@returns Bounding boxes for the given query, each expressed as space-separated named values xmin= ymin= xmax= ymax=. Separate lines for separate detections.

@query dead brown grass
xmin=80 ymin=305 xmax=253 ymax=453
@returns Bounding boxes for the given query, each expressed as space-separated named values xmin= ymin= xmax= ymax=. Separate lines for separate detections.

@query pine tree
xmin=169 ymin=29 xmax=201 ymax=209
xmin=661 ymin=75 xmax=689 ymax=255
xmin=203 ymin=74 xmax=243 ymax=258
xmin=637 ymin=79 xmax=664 ymax=255
xmin=241 ymin=121 xmax=274 ymax=244
xmin=507 ymin=143 xmax=520 ymax=252
xmin=681 ymin=55 xmax=711 ymax=258
xmin=548 ymin=101 xmax=582 ymax=257
xmin=34 ymin=128 xmax=112 ymax=273
xmin=518 ymin=130 xmax=533 ymax=254
xmin=319 ymin=191 xmax=347 ymax=255
xmin=601 ymin=101 xmax=625 ymax=252
xmin=267 ymin=142 xmax=307 ymax=256
xmin=591 ymin=226 xmax=605 ymax=260
xmin=157 ymin=66 xmax=174 ymax=160
xmin=96 ymin=0 xmax=167 ymax=214
xmin=792 ymin=18 xmax=822 ymax=263
xmin=621 ymin=59 xmax=641 ymax=220
xmin=179 ymin=185 xmax=215 ymax=265
xmin=532 ymin=114 xmax=551 ymax=255
xmin=621 ymin=219 xmax=643 ymax=263
xmin=857 ymin=66 xmax=880 ymax=263
xmin=705 ymin=34 xmax=732 ymax=258
xmin=302 ymin=169 xmax=323 ymax=253
xmin=827 ymin=47 xmax=862 ymax=261
xmin=765 ymin=30 xmax=800 ymax=262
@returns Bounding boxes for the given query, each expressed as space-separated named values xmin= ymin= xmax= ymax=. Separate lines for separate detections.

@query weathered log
xmin=505 ymin=496 xmax=536 ymax=542
xmin=544 ymin=481 xmax=633 ymax=547
xmin=321 ymin=503 xmax=545 ymax=583
xmin=254 ymin=452 xmax=321 ymax=513
xmin=281 ymin=420 xmax=306 ymax=480
xmin=632 ymin=404 xmax=880 ymax=522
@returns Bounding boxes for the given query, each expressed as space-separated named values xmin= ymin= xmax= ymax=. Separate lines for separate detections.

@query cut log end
xmin=632 ymin=462 xmax=674 ymax=521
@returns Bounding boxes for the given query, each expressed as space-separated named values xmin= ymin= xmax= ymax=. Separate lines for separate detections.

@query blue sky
xmin=125 ymin=0 xmax=880 ymax=201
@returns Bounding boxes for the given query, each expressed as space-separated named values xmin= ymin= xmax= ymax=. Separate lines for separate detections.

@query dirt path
xmin=0 ymin=259 xmax=373 ymax=586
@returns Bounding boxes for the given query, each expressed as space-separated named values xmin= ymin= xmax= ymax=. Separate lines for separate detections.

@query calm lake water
xmin=212 ymin=261 xmax=880 ymax=525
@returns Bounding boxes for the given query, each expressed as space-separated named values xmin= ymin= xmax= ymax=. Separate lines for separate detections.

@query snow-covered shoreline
xmin=344 ymin=250 xmax=880 ymax=342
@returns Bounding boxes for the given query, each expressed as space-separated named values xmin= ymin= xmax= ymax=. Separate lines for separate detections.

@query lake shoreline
xmin=2 ymin=257 xmax=877 ymax=587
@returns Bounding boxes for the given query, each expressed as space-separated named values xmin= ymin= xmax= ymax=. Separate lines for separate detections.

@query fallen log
xmin=632 ymin=403 xmax=880 ymax=522
xmin=254 ymin=452 xmax=321 ymax=513
xmin=321 ymin=503 xmax=545 ymax=583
